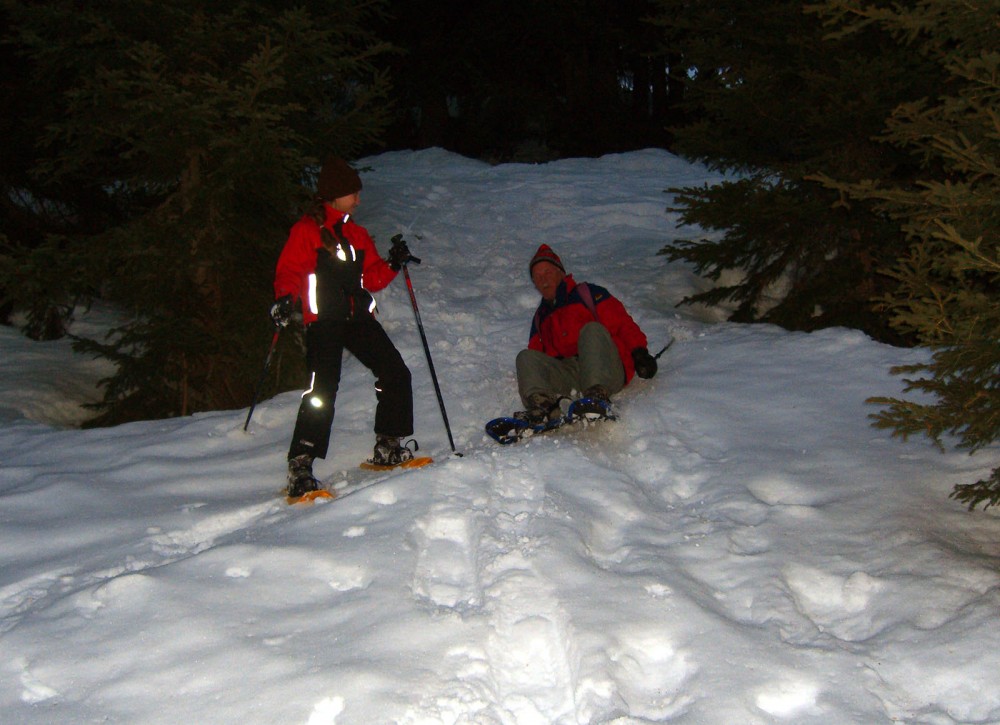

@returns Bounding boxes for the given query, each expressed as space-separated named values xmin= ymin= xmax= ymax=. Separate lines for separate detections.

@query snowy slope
xmin=1 ymin=149 xmax=998 ymax=724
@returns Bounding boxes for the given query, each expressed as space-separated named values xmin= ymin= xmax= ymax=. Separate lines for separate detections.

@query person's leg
xmin=288 ymin=321 xmax=345 ymax=461
xmin=515 ymin=348 xmax=577 ymax=407
xmin=577 ymin=322 xmax=625 ymax=396
xmin=346 ymin=318 xmax=413 ymax=439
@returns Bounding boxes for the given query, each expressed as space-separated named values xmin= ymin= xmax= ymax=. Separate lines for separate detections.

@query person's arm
xmin=596 ymin=295 xmax=648 ymax=352
xmin=351 ymin=223 xmax=397 ymax=292
xmin=274 ymin=220 xmax=316 ymax=301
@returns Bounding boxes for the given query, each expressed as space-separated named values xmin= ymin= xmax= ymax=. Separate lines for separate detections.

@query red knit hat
xmin=317 ymin=156 xmax=362 ymax=200
xmin=529 ymin=244 xmax=565 ymax=276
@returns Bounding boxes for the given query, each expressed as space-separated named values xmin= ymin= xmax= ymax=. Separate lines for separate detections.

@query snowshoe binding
xmin=567 ymin=385 xmax=616 ymax=422
xmin=486 ymin=394 xmax=567 ymax=445
xmin=371 ymin=436 xmax=416 ymax=466
xmin=513 ymin=393 xmax=562 ymax=427
xmin=360 ymin=436 xmax=433 ymax=471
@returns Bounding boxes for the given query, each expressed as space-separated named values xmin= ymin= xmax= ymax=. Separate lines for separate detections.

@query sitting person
xmin=515 ymin=244 xmax=658 ymax=422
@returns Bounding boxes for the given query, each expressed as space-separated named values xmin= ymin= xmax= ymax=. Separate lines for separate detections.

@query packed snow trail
xmin=1 ymin=149 xmax=999 ymax=724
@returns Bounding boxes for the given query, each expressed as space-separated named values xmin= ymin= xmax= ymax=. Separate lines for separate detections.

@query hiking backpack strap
xmin=575 ymin=282 xmax=600 ymax=322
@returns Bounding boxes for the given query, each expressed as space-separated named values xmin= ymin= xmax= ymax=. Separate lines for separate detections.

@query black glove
xmin=269 ymin=294 xmax=294 ymax=328
xmin=632 ymin=347 xmax=657 ymax=379
xmin=388 ymin=238 xmax=412 ymax=271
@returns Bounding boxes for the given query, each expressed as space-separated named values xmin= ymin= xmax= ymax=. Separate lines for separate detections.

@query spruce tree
xmin=650 ymin=0 xmax=945 ymax=342
xmin=0 ymin=1 xmax=392 ymax=424
xmin=0 ymin=0 xmax=126 ymax=339
xmin=810 ymin=0 xmax=1000 ymax=508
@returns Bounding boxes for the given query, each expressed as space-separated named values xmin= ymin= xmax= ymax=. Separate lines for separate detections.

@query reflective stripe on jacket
xmin=274 ymin=206 xmax=396 ymax=324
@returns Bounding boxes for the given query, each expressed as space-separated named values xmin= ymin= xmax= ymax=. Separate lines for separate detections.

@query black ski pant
xmin=287 ymin=317 xmax=412 ymax=461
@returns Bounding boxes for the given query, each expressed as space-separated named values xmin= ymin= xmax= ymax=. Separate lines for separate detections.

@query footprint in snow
xmin=606 ymin=630 xmax=695 ymax=720
xmin=409 ymin=504 xmax=484 ymax=610
xmin=782 ymin=564 xmax=883 ymax=642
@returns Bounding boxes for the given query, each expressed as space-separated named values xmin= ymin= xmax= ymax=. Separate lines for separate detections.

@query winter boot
xmin=582 ymin=385 xmax=610 ymax=403
xmin=286 ymin=454 xmax=320 ymax=497
xmin=514 ymin=393 xmax=562 ymax=426
xmin=371 ymin=435 xmax=416 ymax=466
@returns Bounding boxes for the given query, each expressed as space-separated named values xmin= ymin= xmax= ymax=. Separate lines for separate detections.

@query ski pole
xmin=653 ymin=339 xmax=674 ymax=359
xmin=243 ymin=327 xmax=281 ymax=432
xmin=393 ymin=236 xmax=460 ymax=455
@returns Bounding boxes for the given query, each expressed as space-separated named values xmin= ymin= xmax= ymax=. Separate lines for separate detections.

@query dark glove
xmin=632 ymin=347 xmax=657 ymax=379
xmin=388 ymin=237 xmax=413 ymax=271
xmin=269 ymin=294 xmax=294 ymax=328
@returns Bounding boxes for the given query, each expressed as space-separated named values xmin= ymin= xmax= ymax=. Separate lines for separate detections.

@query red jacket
xmin=274 ymin=206 xmax=396 ymax=325
xmin=528 ymin=275 xmax=648 ymax=383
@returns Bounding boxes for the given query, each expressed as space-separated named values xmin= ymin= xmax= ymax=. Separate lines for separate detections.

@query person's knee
xmin=396 ymin=361 xmax=412 ymax=387
xmin=579 ymin=321 xmax=611 ymax=343
xmin=380 ymin=358 xmax=411 ymax=394
xmin=305 ymin=373 xmax=339 ymax=408
xmin=515 ymin=348 xmax=537 ymax=373
xmin=517 ymin=347 xmax=550 ymax=362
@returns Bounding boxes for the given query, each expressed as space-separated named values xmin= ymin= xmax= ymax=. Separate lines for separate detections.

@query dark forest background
xmin=1 ymin=0 xmax=997 ymax=507
xmin=373 ymin=0 xmax=681 ymax=161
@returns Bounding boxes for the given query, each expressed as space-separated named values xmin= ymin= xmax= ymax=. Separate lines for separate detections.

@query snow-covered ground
xmin=2 ymin=148 xmax=998 ymax=724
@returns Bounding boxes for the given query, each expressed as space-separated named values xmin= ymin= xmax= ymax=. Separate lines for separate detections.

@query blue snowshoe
xmin=485 ymin=389 xmax=615 ymax=445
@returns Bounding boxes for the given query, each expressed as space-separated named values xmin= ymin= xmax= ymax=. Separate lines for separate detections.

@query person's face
xmin=531 ymin=261 xmax=565 ymax=302
xmin=332 ymin=191 xmax=360 ymax=214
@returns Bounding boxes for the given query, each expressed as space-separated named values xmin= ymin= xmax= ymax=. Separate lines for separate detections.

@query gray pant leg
xmin=516 ymin=349 xmax=577 ymax=406
xmin=515 ymin=322 xmax=625 ymax=405
xmin=577 ymin=322 xmax=625 ymax=395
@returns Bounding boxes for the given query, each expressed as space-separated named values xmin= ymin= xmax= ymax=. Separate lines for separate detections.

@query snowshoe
xmin=485 ymin=414 xmax=566 ymax=445
xmin=486 ymin=389 xmax=616 ymax=445
xmin=359 ymin=456 xmax=435 ymax=472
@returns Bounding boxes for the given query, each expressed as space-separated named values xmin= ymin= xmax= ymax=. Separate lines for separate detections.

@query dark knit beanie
xmin=529 ymin=244 xmax=565 ymax=276
xmin=317 ymin=156 xmax=363 ymax=200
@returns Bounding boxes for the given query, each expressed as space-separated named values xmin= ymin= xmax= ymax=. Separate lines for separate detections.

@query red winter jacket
xmin=273 ymin=206 xmax=396 ymax=325
xmin=528 ymin=275 xmax=648 ymax=383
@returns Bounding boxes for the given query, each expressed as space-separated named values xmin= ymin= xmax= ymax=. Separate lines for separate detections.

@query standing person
xmin=515 ymin=244 xmax=658 ymax=422
xmin=270 ymin=156 xmax=416 ymax=497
